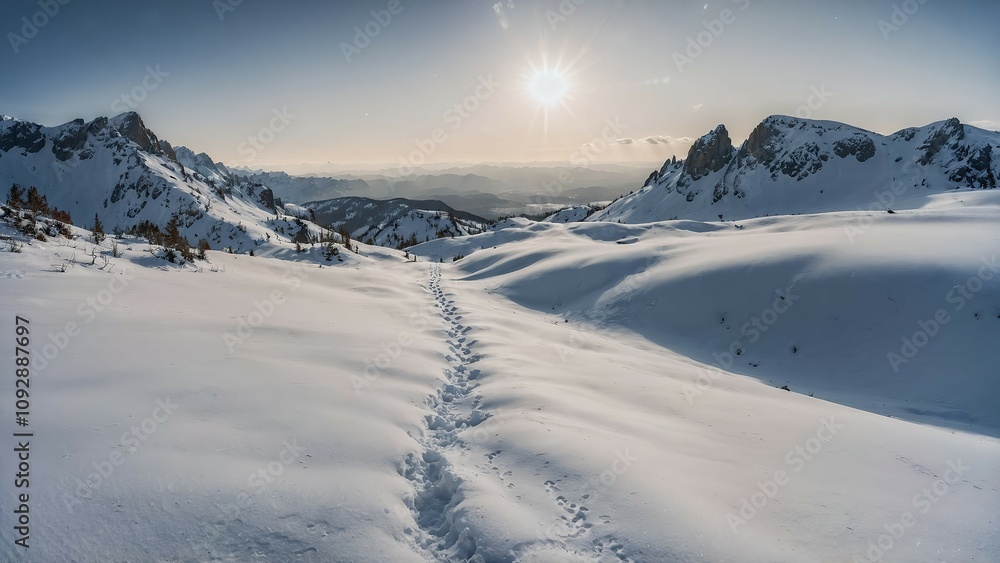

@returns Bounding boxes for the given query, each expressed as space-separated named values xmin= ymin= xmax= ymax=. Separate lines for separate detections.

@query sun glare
xmin=529 ymin=69 xmax=569 ymax=106
xmin=523 ymin=57 xmax=579 ymax=135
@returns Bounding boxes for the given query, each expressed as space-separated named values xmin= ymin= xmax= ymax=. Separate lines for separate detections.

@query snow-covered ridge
xmin=592 ymin=115 xmax=999 ymax=223
xmin=542 ymin=204 xmax=604 ymax=223
xmin=304 ymin=196 xmax=490 ymax=248
xmin=0 ymin=111 xmax=336 ymax=254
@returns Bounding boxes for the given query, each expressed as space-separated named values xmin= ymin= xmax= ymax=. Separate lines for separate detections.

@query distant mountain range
xmin=244 ymin=170 xmax=367 ymax=203
xmin=260 ymin=171 xmax=637 ymax=220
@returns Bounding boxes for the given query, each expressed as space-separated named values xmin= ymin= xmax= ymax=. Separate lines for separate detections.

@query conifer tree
xmin=92 ymin=213 xmax=106 ymax=244
xmin=6 ymin=184 xmax=25 ymax=208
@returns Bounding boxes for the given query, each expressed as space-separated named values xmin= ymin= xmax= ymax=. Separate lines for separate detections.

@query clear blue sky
xmin=1 ymin=0 xmax=997 ymax=168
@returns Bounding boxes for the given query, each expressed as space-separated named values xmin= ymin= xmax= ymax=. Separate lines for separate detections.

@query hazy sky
xmin=2 ymin=0 xmax=997 ymax=170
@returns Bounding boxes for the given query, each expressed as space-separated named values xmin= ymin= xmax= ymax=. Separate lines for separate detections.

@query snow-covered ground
xmin=2 ymin=186 xmax=998 ymax=561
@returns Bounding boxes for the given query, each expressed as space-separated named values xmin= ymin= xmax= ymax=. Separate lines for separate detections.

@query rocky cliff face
xmin=739 ymin=119 xmax=779 ymax=164
xmin=917 ymin=117 xmax=964 ymax=166
xmin=108 ymin=112 xmax=172 ymax=157
xmin=0 ymin=120 xmax=45 ymax=153
xmin=683 ymin=125 xmax=734 ymax=181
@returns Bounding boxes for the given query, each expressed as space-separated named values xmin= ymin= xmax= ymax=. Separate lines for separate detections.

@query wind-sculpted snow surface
xmin=409 ymin=230 xmax=1000 ymax=561
xmin=1 ymin=170 xmax=999 ymax=561
xmin=413 ymin=193 xmax=1000 ymax=434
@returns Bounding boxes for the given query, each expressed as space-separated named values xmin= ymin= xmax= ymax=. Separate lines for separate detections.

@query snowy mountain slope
xmin=362 ymin=209 xmax=488 ymax=249
xmin=542 ymin=204 xmax=600 ymax=223
xmin=0 ymin=113 xmax=330 ymax=254
xmin=591 ymin=116 xmax=999 ymax=223
xmin=0 ymin=224 xmax=437 ymax=562
xmin=172 ymin=145 xmax=234 ymax=186
xmin=412 ymin=191 xmax=1000 ymax=434
xmin=304 ymin=196 xmax=490 ymax=248
xmin=2 ymin=214 xmax=998 ymax=562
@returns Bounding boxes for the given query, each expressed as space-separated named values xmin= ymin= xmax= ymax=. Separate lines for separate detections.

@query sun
xmin=529 ymin=69 xmax=569 ymax=106
xmin=522 ymin=57 xmax=579 ymax=135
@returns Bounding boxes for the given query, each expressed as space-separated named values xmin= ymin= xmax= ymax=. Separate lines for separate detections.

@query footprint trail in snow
xmin=401 ymin=265 xmax=633 ymax=562
xmin=401 ymin=265 xmax=490 ymax=560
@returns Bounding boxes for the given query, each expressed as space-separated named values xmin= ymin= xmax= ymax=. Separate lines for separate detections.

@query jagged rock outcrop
xmin=833 ymin=134 xmax=877 ymax=162
xmin=739 ymin=119 xmax=780 ymax=164
xmin=949 ymin=141 xmax=996 ymax=188
xmin=258 ymin=187 xmax=276 ymax=210
xmin=683 ymin=125 xmax=734 ymax=180
xmin=643 ymin=169 xmax=660 ymax=188
xmin=0 ymin=120 xmax=45 ymax=153
xmin=918 ymin=117 xmax=964 ymax=165
xmin=109 ymin=112 xmax=173 ymax=159
xmin=52 ymin=119 xmax=91 ymax=161
xmin=157 ymin=140 xmax=177 ymax=161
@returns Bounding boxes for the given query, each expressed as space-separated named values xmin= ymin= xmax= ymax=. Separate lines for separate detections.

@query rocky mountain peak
xmin=918 ymin=117 xmax=965 ymax=165
xmin=174 ymin=145 xmax=229 ymax=180
xmin=0 ymin=119 xmax=44 ymax=153
xmin=683 ymin=124 xmax=734 ymax=180
xmin=739 ymin=119 xmax=781 ymax=164
xmin=108 ymin=111 xmax=166 ymax=156
xmin=51 ymin=118 xmax=91 ymax=161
